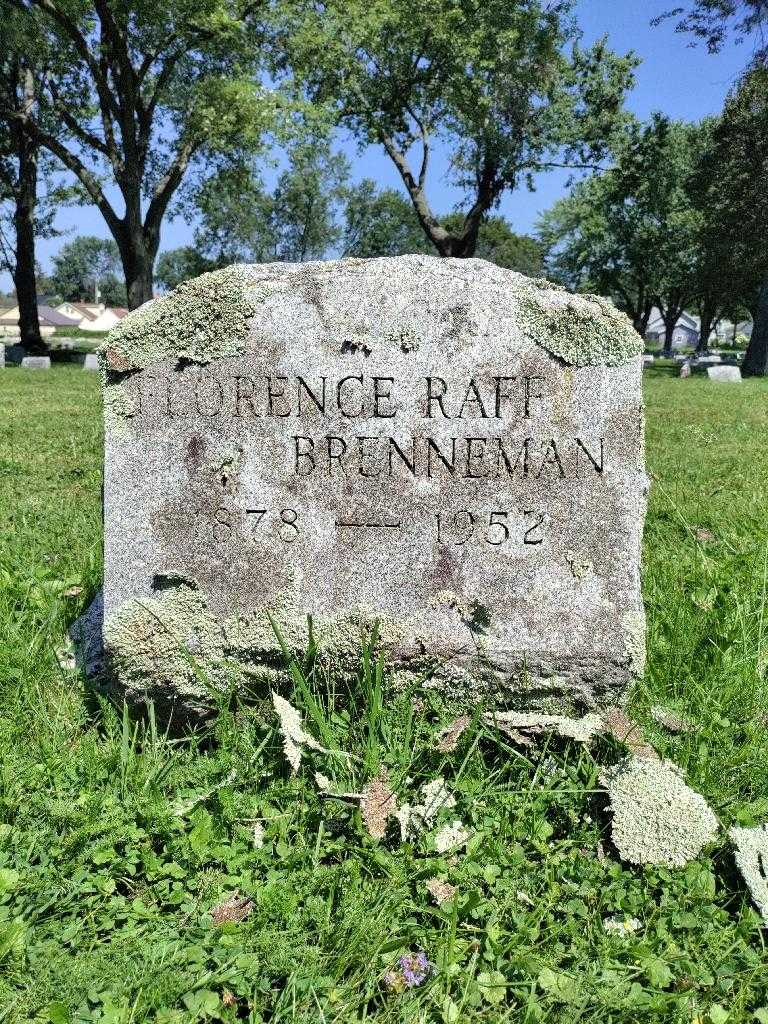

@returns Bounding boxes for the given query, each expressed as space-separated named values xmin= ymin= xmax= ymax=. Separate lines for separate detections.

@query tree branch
xmin=144 ymin=136 xmax=200 ymax=237
xmin=4 ymin=110 xmax=123 ymax=238
xmin=26 ymin=0 xmax=121 ymax=122
xmin=379 ymin=131 xmax=446 ymax=250
xmin=46 ymin=79 xmax=112 ymax=158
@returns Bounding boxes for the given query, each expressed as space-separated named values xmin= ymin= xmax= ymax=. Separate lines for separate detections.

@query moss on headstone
xmin=102 ymin=264 xmax=263 ymax=372
xmin=517 ymin=287 xmax=642 ymax=367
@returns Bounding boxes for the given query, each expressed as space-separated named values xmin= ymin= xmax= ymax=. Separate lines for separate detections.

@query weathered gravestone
xmin=0 ymin=343 xmax=5 ymax=369
xmin=102 ymin=257 xmax=647 ymax=718
xmin=83 ymin=353 xmax=100 ymax=371
xmin=708 ymin=365 xmax=742 ymax=382
xmin=21 ymin=356 xmax=51 ymax=369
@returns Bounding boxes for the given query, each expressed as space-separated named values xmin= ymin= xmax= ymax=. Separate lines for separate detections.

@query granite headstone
xmin=708 ymin=365 xmax=742 ymax=382
xmin=84 ymin=354 xmax=100 ymax=371
xmin=21 ymin=356 xmax=51 ymax=369
xmin=101 ymin=257 xmax=648 ymax=716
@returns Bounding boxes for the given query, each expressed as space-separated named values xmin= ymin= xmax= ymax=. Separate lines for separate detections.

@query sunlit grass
xmin=0 ymin=363 xmax=767 ymax=1022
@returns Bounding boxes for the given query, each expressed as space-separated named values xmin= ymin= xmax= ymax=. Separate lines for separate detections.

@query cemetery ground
xmin=0 ymin=363 xmax=767 ymax=1024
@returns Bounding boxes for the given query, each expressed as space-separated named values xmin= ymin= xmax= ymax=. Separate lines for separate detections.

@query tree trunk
xmin=11 ymin=71 xmax=44 ymax=353
xmin=633 ymin=298 xmax=653 ymax=338
xmin=662 ymin=319 xmax=676 ymax=356
xmin=118 ymin=225 xmax=157 ymax=310
xmin=696 ymin=299 xmax=716 ymax=356
xmin=742 ymin=273 xmax=768 ymax=377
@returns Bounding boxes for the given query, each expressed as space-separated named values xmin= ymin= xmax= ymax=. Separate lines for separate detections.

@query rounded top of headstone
xmin=103 ymin=255 xmax=641 ymax=374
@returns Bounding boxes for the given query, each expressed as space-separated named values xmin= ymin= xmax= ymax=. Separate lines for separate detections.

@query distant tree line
xmin=0 ymin=0 xmax=764 ymax=373
xmin=538 ymin=66 xmax=768 ymax=373
xmin=156 ymin=141 xmax=544 ymax=289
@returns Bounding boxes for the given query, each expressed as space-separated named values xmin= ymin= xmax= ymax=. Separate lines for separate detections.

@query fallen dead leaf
xmin=436 ymin=714 xmax=471 ymax=753
xmin=483 ymin=710 xmax=604 ymax=744
xmin=63 ymin=585 xmax=83 ymax=598
xmin=695 ymin=528 xmax=715 ymax=542
xmin=211 ymin=891 xmax=253 ymax=926
xmin=602 ymin=707 xmax=659 ymax=759
xmin=361 ymin=769 xmax=398 ymax=840
xmin=650 ymin=705 xmax=697 ymax=734
xmin=426 ymin=878 xmax=457 ymax=905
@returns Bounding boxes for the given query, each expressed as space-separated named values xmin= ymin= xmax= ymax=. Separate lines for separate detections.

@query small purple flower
xmin=399 ymin=950 xmax=432 ymax=987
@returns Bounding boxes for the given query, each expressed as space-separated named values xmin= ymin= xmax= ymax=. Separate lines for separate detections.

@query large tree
xmin=0 ymin=13 xmax=56 ymax=351
xmin=50 ymin=235 xmax=126 ymax=305
xmin=280 ymin=0 xmax=637 ymax=258
xmin=652 ymin=1 xmax=768 ymax=63
xmin=702 ymin=66 xmax=768 ymax=374
xmin=539 ymin=116 xmax=707 ymax=350
xmin=0 ymin=0 xmax=277 ymax=308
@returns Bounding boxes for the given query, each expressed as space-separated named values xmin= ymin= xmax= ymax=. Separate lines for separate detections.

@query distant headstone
xmin=708 ymin=365 xmax=742 ymax=382
xmin=83 ymin=353 xmax=100 ymax=371
xmin=102 ymin=257 xmax=648 ymax=716
xmin=21 ymin=356 xmax=51 ymax=370
xmin=642 ymin=355 xmax=654 ymax=366
xmin=704 ymin=354 xmax=721 ymax=363
xmin=0 ymin=342 xmax=4 ymax=369
xmin=680 ymin=362 xmax=692 ymax=379
xmin=5 ymin=344 xmax=26 ymax=365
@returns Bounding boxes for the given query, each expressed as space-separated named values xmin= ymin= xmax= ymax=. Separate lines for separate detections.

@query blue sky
xmin=28 ymin=0 xmax=750 ymax=285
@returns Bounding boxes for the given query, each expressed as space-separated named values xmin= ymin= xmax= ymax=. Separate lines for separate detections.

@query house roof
xmin=70 ymin=303 xmax=102 ymax=320
xmin=38 ymin=305 xmax=81 ymax=327
xmin=0 ymin=304 xmax=80 ymax=327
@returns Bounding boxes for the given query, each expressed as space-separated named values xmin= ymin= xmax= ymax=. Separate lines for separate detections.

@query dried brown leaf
xmin=650 ymin=705 xmax=697 ymax=734
xmin=211 ymin=891 xmax=253 ymax=926
xmin=436 ymin=715 xmax=471 ymax=753
xmin=361 ymin=769 xmax=398 ymax=840
xmin=425 ymin=877 xmax=457 ymax=905
xmin=602 ymin=707 xmax=659 ymax=759
xmin=494 ymin=723 xmax=535 ymax=747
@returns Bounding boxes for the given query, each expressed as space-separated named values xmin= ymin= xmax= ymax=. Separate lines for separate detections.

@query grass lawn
xmin=1 ymin=362 xmax=767 ymax=1023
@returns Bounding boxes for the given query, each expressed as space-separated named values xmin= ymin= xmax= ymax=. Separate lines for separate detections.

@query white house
xmin=56 ymin=301 xmax=128 ymax=332
xmin=644 ymin=308 xmax=700 ymax=349
xmin=0 ymin=304 xmax=80 ymax=338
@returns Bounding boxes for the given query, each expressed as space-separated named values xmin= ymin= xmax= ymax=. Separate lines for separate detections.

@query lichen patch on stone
xmin=601 ymin=756 xmax=719 ymax=867
xmin=516 ymin=286 xmax=642 ymax=367
xmin=103 ymin=264 xmax=262 ymax=372
xmin=729 ymin=824 xmax=768 ymax=925
xmin=483 ymin=710 xmax=605 ymax=744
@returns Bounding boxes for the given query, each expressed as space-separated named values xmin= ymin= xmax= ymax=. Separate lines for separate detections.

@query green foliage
xmin=652 ymin=1 xmax=768 ymax=63
xmin=159 ymin=151 xmax=540 ymax=288
xmin=698 ymin=66 xmax=768 ymax=373
xmin=341 ymin=180 xmax=431 ymax=258
xmin=539 ymin=116 xmax=710 ymax=338
xmin=3 ymin=0 xmax=284 ymax=306
xmin=50 ymin=235 xmax=126 ymax=305
xmin=155 ymin=248 xmax=217 ymax=293
xmin=281 ymin=0 xmax=638 ymax=256
xmin=1 ymin=365 xmax=768 ymax=1020
xmin=442 ymin=214 xmax=544 ymax=276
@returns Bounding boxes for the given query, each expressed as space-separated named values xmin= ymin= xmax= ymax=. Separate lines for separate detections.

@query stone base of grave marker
xmin=708 ymin=365 xmax=742 ymax=382
xmin=21 ymin=356 xmax=51 ymax=369
xmin=101 ymin=256 xmax=648 ymax=718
